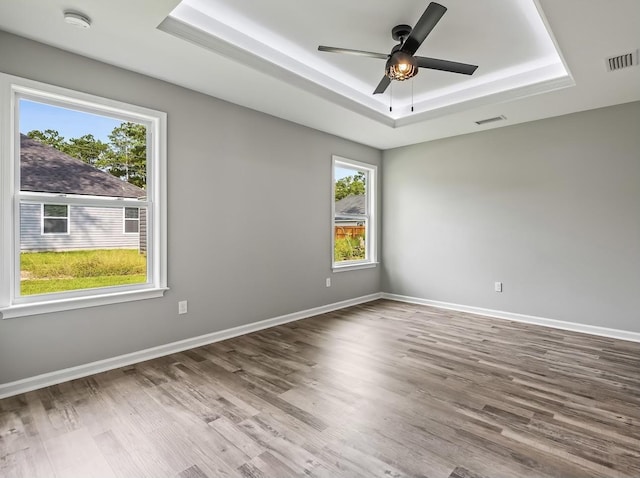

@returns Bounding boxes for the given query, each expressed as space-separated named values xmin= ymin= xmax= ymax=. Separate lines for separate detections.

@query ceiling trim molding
xmin=395 ymin=70 xmax=575 ymax=128
xmin=158 ymin=15 xmax=395 ymax=127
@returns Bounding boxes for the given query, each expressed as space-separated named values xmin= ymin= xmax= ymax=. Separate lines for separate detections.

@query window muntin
xmin=42 ymin=204 xmax=69 ymax=234
xmin=124 ymin=207 xmax=140 ymax=234
xmin=0 ymin=73 xmax=167 ymax=318
xmin=332 ymin=156 xmax=377 ymax=270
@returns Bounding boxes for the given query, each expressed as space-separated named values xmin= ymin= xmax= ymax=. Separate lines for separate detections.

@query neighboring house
xmin=334 ymin=194 xmax=365 ymax=239
xmin=20 ymin=133 xmax=146 ymax=252
xmin=335 ymin=194 xmax=365 ymax=225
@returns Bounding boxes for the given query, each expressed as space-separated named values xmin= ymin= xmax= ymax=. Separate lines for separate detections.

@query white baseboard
xmin=0 ymin=293 xmax=382 ymax=399
xmin=382 ymin=293 xmax=640 ymax=343
xmin=4 ymin=291 xmax=637 ymax=399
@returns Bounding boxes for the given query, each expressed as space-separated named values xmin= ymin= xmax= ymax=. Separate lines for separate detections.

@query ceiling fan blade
xmin=401 ymin=2 xmax=447 ymax=55
xmin=416 ymin=56 xmax=478 ymax=75
xmin=373 ymin=76 xmax=391 ymax=95
xmin=318 ymin=46 xmax=388 ymax=60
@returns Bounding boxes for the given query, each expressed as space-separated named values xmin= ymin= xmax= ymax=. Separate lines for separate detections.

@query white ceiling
xmin=0 ymin=0 xmax=638 ymax=149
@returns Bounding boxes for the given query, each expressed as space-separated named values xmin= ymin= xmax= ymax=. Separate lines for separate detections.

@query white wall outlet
xmin=326 ymin=277 xmax=331 ymax=287
xmin=178 ymin=300 xmax=188 ymax=314
xmin=494 ymin=282 xmax=503 ymax=293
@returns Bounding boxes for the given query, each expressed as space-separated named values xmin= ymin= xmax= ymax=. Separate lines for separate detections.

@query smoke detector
xmin=63 ymin=11 xmax=91 ymax=29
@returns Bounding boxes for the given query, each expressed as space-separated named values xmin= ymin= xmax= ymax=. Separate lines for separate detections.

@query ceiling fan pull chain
xmin=389 ymin=82 xmax=393 ymax=112
xmin=411 ymin=80 xmax=414 ymax=112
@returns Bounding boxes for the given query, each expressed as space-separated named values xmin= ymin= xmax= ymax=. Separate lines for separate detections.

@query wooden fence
xmin=335 ymin=225 xmax=365 ymax=240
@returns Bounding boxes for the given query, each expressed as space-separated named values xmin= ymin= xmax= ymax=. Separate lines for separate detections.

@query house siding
xmin=20 ymin=203 xmax=140 ymax=251
xmin=139 ymin=208 xmax=147 ymax=254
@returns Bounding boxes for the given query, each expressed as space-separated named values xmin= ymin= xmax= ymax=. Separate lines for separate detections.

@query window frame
xmin=331 ymin=155 xmax=378 ymax=272
xmin=42 ymin=203 xmax=70 ymax=235
xmin=123 ymin=207 xmax=140 ymax=234
xmin=0 ymin=72 xmax=168 ymax=319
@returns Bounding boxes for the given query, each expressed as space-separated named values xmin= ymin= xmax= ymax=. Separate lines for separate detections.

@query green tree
xmin=27 ymin=122 xmax=147 ymax=189
xmin=335 ymin=172 xmax=366 ymax=201
xmin=97 ymin=122 xmax=147 ymax=189
xmin=28 ymin=130 xmax=107 ymax=165
xmin=27 ymin=129 xmax=67 ymax=152
xmin=66 ymin=134 xmax=109 ymax=166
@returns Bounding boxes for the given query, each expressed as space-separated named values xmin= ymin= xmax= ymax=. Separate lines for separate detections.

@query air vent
xmin=606 ymin=50 xmax=638 ymax=72
xmin=475 ymin=115 xmax=506 ymax=126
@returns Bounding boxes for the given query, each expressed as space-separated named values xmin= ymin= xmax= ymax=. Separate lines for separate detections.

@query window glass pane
xmin=334 ymin=163 xmax=368 ymax=263
xmin=20 ymin=204 xmax=148 ymax=296
xmin=334 ymin=166 xmax=367 ymax=211
xmin=334 ymin=222 xmax=367 ymax=262
xmin=44 ymin=204 xmax=67 ymax=217
xmin=18 ymin=98 xmax=150 ymax=297
xmin=125 ymin=219 xmax=139 ymax=233
xmin=20 ymin=99 xmax=147 ymax=196
xmin=124 ymin=207 xmax=139 ymax=219
xmin=43 ymin=218 xmax=68 ymax=234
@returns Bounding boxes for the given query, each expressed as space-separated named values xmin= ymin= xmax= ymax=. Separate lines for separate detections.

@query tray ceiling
xmin=160 ymin=0 xmax=573 ymax=127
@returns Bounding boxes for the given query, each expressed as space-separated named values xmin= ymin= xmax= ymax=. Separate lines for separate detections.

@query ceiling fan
xmin=318 ymin=2 xmax=478 ymax=95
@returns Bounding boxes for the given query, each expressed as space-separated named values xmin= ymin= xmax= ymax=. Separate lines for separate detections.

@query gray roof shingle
xmin=335 ymin=194 xmax=365 ymax=218
xmin=20 ymin=134 xmax=146 ymax=198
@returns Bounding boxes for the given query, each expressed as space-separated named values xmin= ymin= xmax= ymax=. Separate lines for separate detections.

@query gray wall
xmin=0 ymin=31 xmax=381 ymax=384
xmin=383 ymin=102 xmax=640 ymax=333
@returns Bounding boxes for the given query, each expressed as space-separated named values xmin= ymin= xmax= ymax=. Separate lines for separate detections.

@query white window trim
xmin=332 ymin=155 xmax=378 ymax=272
xmin=123 ymin=206 xmax=140 ymax=235
xmin=0 ymin=72 xmax=168 ymax=319
xmin=41 ymin=203 xmax=70 ymax=235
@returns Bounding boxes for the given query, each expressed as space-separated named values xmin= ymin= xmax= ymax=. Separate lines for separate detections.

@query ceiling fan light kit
xmin=318 ymin=1 xmax=478 ymax=96
xmin=386 ymin=52 xmax=418 ymax=81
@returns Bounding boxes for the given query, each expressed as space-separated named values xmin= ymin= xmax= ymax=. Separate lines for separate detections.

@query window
xmin=332 ymin=155 xmax=377 ymax=270
xmin=124 ymin=207 xmax=140 ymax=234
xmin=0 ymin=73 xmax=167 ymax=318
xmin=42 ymin=204 xmax=69 ymax=234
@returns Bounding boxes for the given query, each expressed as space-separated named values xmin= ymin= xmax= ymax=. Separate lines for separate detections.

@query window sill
xmin=0 ymin=287 xmax=169 ymax=319
xmin=332 ymin=261 xmax=379 ymax=273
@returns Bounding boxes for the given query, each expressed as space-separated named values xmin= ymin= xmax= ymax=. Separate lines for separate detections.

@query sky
xmin=335 ymin=166 xmax=360 ymax=180
xmin=19 ymin=99 xmax=122 ymax=142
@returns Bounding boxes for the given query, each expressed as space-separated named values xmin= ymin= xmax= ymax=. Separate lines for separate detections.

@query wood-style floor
xmin=1 ymin=300 xmax=640 ymax=478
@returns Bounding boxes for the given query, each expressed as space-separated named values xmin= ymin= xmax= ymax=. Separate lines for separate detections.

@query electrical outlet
xmin=494 ymin=282 xmax=503 ymax=293
xmin=178 ymin=300 xmax=188 ymax=314
xmin=326 ymin=277 xmax=331 ymax=287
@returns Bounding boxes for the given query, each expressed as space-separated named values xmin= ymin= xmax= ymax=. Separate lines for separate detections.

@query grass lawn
xmin=334 ymin=236 xmax=366 ymax=262
xmin=21 ymin=249 xmax=146 ymax=295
